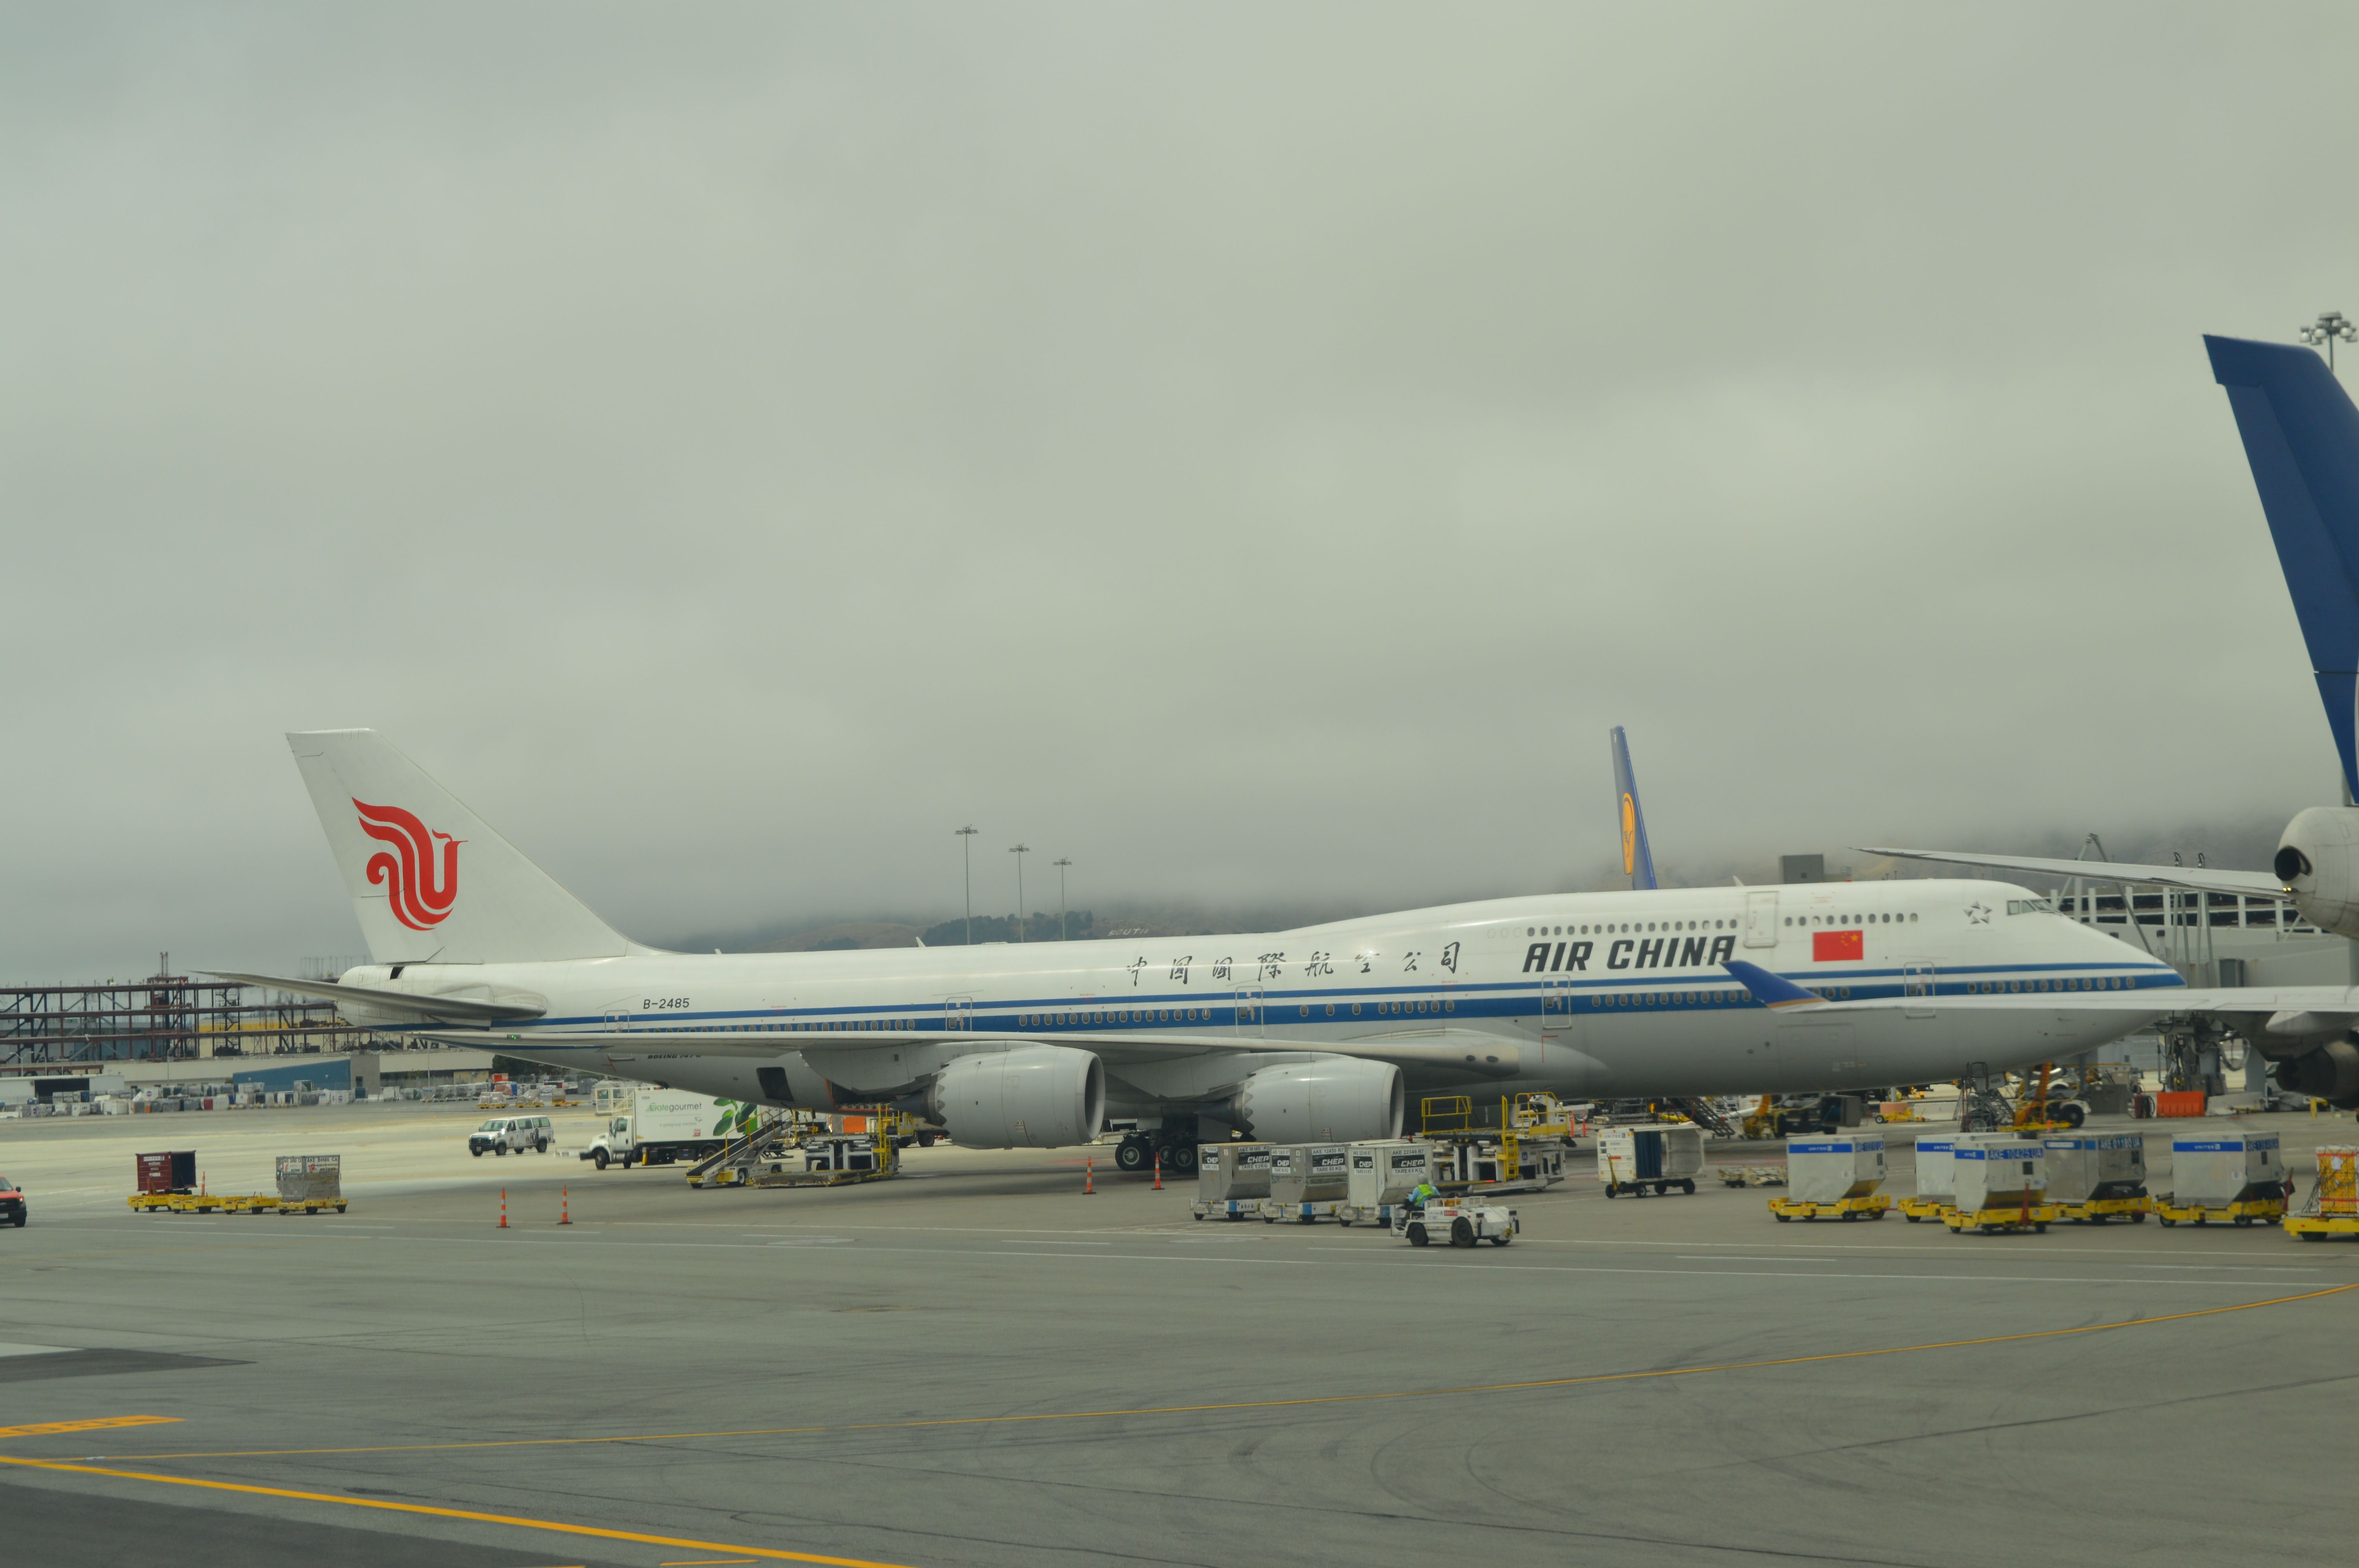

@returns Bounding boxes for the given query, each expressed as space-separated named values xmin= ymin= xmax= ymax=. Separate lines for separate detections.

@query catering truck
xmin=580 ymin=1089 xmax=760 ymax=1169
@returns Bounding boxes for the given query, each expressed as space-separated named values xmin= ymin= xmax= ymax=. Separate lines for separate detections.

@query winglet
xmin=1609 ymin=726 xmax=1657 ymax=891
xmin=1722 ymin=959 xmax=1825 ymax=1010
xmin=2206 ymin=334 xmax=2359 ymax=799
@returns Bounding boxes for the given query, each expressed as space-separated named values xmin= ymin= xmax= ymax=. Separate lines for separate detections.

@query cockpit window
xmin=2005 ymin=898 xmax=2056 ymax=915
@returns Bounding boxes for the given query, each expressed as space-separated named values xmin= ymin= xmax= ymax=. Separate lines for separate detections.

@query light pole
xmin=1009 ymin=844 xmax=1030 ymax=942
xmin=1052 ymin=857 xmax=1072 ymax=941
xmin=2302 ymin=311 xmax=2356 ymax=373
xmin=954 ymin=826 xmax=978 ymax=946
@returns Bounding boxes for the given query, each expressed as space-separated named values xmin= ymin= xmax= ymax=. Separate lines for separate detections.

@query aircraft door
xmin=1539 ymin=978 xmax=1570 ymax=1042
xmin=1234 ymin=988 xmax=1264 ymax=1037
xmin=944 ymin=996 xmax=973 ymax=1031
xmin=1901 ymin=963 xmax=1935 ymax=1020
xmin=1743 ymin=891 xmax=1780 ymax=949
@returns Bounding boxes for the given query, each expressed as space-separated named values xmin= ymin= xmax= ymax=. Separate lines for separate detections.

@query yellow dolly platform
xmin=1897 ymin=1196 xmax=1948 ymax=1223
xmin=2050 ymin=1196 xmax=2150 ymax=1225
xmin=128 ymin=1192 xmax=346 ymax=1215
xmin=2286 ymin=1214 xmax=2359 ymax=1241
xmin=2153 ymin=1198 xmax=2283 ymax=1228
xmin=1942 ymin=1204 xmax=2058 ymax=1234
xmin=1768 ymin=1193 xmax=1890 ymax=1222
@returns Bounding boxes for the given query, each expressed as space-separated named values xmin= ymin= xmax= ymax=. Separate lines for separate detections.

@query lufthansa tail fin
xmin=1609 ymin=725 xmax=1657 ymax=891
xmin=287 ymin=730 xmax=638 ymax=965
xmin=2207 ymin=334 xmax=2359 ymax=798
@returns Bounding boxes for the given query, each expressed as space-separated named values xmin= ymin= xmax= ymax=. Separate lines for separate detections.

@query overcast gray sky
xmin=7 ymin=3 xmax=2358 ymax=977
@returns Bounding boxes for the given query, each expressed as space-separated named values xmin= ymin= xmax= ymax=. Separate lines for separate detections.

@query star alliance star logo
xmin=1964 ymin=901 xmax=1992 ymax=925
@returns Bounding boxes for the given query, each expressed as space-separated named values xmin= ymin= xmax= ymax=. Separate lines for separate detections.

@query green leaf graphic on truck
xmin=712 ymin=1098 xmax=761 ymax=1137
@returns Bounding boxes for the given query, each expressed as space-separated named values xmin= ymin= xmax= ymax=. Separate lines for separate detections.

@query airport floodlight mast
xmin=1009 ymin=843 xmax=1030 ymax=943
xmin=954 ymin=825 xmax=978 ymax=946
xmin=1053 ymin=857 xmax=1072 ymax=941
xmin=2302 ymin=310 xmax=2356 ymax=372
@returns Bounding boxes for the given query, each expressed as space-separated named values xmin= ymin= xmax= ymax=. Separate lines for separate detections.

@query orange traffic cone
xmin=1152 ymin=1151 xmax=1163 ymax=1191
xmin=500 ymin=1187 xmax=508 ymax=1229
xmin=560 ymin=1185 xmax=571 ymax=1226
xmin=1084 ymin=1158 xmax=1095 ymax=1195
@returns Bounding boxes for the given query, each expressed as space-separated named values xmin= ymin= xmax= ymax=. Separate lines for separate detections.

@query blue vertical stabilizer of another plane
xmin=2206 ymin=334 xmax=2359 ymax=799
xmin=1609 ymin=725 xmax=1657 ymax=891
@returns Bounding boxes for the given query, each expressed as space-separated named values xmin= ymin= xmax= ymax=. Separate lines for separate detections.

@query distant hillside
xmin=750 ymin=921 xmax=925 ymax=953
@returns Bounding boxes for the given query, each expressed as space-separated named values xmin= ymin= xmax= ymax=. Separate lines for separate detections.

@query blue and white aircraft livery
xmin=1870 ymin=333 xmax=2359 ymax=1108
xmin=213 ymin=731 xmax=2280 ymax=1166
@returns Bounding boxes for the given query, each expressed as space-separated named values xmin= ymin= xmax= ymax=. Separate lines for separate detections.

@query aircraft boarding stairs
xmin=684 ymin=1116 xmax=804 ymax=1189
xmin=1668 ymin=1097 xmax=1741 ymax=1138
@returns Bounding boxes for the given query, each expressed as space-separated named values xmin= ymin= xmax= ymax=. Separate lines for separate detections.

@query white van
xmin=469 ymin=1115 xmax=552 ymax=1157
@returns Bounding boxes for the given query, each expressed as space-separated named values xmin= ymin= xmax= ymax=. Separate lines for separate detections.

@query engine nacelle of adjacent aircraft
xmin=2286 ymin=1038 xmax=2359 ymax=1109
xmin=2275 ymin=806 xmax=2359 ymax=940
xmin=1229 ymin=1059 xmax=1404 ymax=1144
xmin=924 ymin=1045 xmax=1105 ymax=1149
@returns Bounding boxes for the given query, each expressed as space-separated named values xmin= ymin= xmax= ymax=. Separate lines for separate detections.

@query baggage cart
xmin=1945 ymin=1132 xmax=2050 ymax=1232
xmin=2287 ymin=1145 xmax=2359 ymax=1241
xmin=2042 ymin=1133 xmax=2148 ymax=1223
xmin=1191 ymin=1142 xmax=1274 ymax=1220
xmin=1768 ymin=1192 xmax=1891 ymax=1222
xmin=2162 ymin=1133 xmax=2283 ymax=1225
xmin=1900 ymin=1135 xmax=1956 ymax=1221
xmin=1596 ymin=1125 xmax=1704 ymax=1197
xmin=1785 ymin=1134 xmax=1887 ymax=1205
xmin=1259 ymin=1143 xmax=1349 ymax=1223
xmin=1338 ymin=1141 xmax=1434 ymax=1225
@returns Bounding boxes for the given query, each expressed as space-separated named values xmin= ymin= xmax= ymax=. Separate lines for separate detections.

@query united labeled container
xmin=2170 ymin=1133 xmax=2282 ymax=1207
xmin=1784 ymin=1134 xmax=1887 ymax=1205
xmin=1911 ymin=1136 xmax=1958 ymax=1204
xmin=1950 ymin=1132 xmax=2045 ymax=1213
xmin=2042 ymin=1134 xmax=2146 ymax=1205
xmin=1195 ymin=1142 xmax=1275 ymax=1205
xmin=1596 ymin=1125 xmax=1705 ymax=1191
xmin=1266 ymin=1143 xmax=1349 ymax=1207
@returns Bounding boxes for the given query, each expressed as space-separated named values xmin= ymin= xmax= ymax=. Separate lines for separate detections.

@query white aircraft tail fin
xmin=287 ymin=730 xmax=636 ymax=965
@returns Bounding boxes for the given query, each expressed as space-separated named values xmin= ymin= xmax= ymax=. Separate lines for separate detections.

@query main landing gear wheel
xmin=1167 ymin=1143 xmax=1199 ymax=1174
xmin=1114 ymin=1140 xmax=1150 ymax=1173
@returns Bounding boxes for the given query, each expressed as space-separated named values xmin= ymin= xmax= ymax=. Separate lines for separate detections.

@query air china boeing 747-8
xmin=209 ymin=730 xmax=2252 ymax=1169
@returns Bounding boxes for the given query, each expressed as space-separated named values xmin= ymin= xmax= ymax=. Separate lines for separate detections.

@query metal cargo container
xmin=2042 ymin=1133 xmax=2146 ymax=1205
xmin=135 ymin=1151 xmax=197 ymax=1194
xmin=1195 ymin=1142 xmax=1274 ymax=1205
xmin=2170 ymin=1134 xmax=2282 ymax=1207
xmin=1912 ymin=1136 xmax=1957 ymax=1203
xmin=275 ymin=1154 xmax=342 ymax=1203
xmin=1596 ymin=1125 xmax=1705 ymax=1194
xmin=1785 ymin=1135 xmax=1887 ymax=1205
xmin=1266 ymin=1143 xmax=1349 ymax=1207
xmin=1346 ymin=1142 xmax=1435 ymax=1211
xmin=1950 ymin=1133 xmax=2045 ymax=1212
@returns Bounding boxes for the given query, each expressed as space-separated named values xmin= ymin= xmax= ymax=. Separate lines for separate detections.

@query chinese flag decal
xmin=1812 ymin=929 xmax=1863 ymax=962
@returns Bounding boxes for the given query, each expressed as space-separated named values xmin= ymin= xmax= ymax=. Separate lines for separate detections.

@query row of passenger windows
xmin=1970 ymin=976 xmax=2131 ymax=993
xmin=1786 ymin=914 xmax=1916 ymax=926
xmin=1020 ymin=1008 xmax=1212 ymax=1027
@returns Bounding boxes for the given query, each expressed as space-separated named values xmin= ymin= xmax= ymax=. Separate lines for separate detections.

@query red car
xmin=0 ymin=1175 xmax=23 ymax=1228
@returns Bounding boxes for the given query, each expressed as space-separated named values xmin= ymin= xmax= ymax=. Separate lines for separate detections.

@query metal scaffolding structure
xmin=0 ymin=955 xmax=392 ymax=1069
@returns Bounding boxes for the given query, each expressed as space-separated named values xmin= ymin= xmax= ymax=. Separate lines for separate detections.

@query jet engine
xmin=2285 ymin=1038 xmax=2359 ymax=1108
xmin=924 ymin=1045 xmax=1105 ymax=1149
xmin=2275 ymin=806 xmax=2359 ymax=940
xmin=1228 ymin=1059 xmax=1403 ymax=1143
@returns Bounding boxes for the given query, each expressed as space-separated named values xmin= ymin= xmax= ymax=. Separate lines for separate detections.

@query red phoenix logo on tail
xmin=353 ymin=799 xmax=462 ymax=930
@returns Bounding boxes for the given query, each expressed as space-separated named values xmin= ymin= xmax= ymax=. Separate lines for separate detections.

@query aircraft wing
xmin=201 ymin=971 xmax=548 ymax=1023
xmin=414 ymin=1025 xmax=1534 ymax=1078
xmin=1854 ymin=848 xmax=2286 ymax=900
